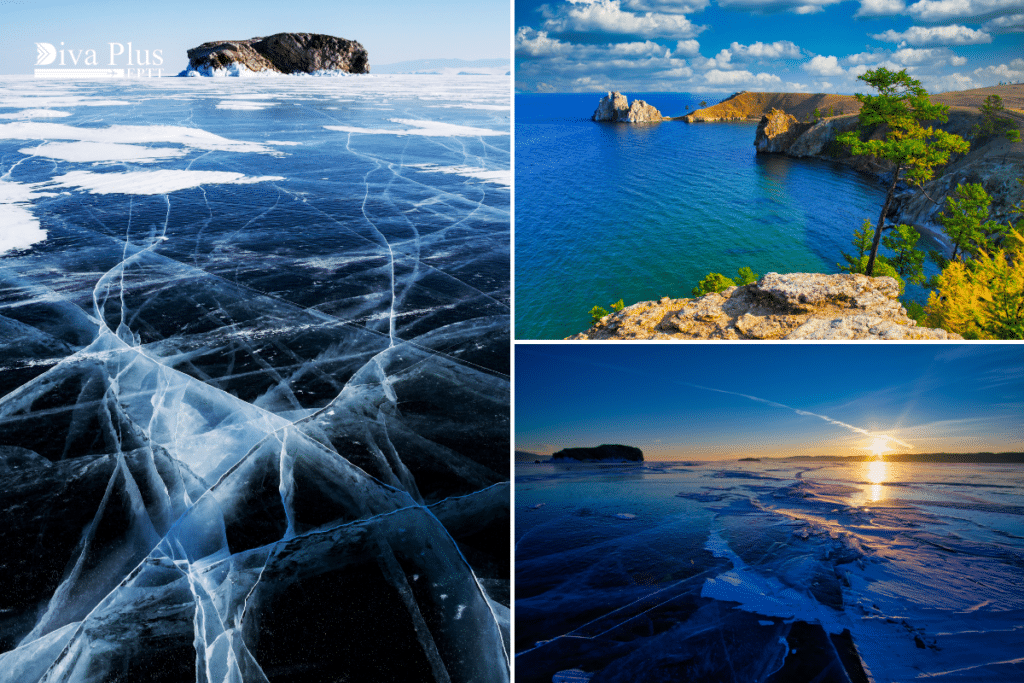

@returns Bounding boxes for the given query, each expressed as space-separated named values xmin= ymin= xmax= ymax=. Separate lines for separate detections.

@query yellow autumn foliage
xmin=925 ymin=229 xmax=1024 ymax=339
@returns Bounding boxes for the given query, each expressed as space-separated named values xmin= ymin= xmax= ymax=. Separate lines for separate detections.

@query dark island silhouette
xmin=551 ymin=444 xmax=643 ymax=462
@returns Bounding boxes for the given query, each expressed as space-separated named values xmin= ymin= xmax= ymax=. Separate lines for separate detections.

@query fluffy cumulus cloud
xmin=872 ymin=24 xmax=993 ymax=46
xmin=716 ymin=0 xmax=844 ymax=13
xmin=703 ymin=69 xmax=782 ymax=85
xmin=982 ymin=14 xmax=1024 ymax=32
xmin=855 ymin=0 xmax=905 ymax=16
xmin=540 ymin=0 xmax=706 ymax=38
xmin=803 ymin=54 xmax=847 ymax=76
xmin=621 ymin=0 xmax=710 ymax=13
xmin=906 ymin=0 xmax=1024 ymax=21
xmin=517 ymin=27 xmax=672 ymax=59
xmin=730 ymin=40 xmax=803 ymax=60
xmin=973 ymin=58 xmax=1024 ymax=84
xmin=675 ymin=39 xmax=701 ymax=56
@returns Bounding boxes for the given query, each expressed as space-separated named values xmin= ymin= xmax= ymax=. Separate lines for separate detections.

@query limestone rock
xmin=593 ymin=92 xmax=663 ymax=123
xmin=568 ymin=272 xmax=962 ymax=340
xmin=754 ymin=108 xmax=810 ymax=153
xmin=551 ymin=445 xmax=644 ymax=462
xmin=186 ymin=33 xmax=369 ymax=75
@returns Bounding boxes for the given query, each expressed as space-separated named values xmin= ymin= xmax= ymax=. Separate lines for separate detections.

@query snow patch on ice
xmin=41 ymin=170 xmax=284 ymax=195
xmin=0 ymin=109 xmax=72 ymax=119
xmin=0 ymin=180 xmax=51 ymax=255
xmin=216 ymin=100 xmax=274 ymax=110
xmin=408 ymin=163 xmax=510 ymax=187
xmin=183 ymin=64 xmax=364 ymax=78
xmin=324 ymin=119 xmax=506 ymax=137
xmin=19 ymin=141 xmax=188 ymax=163
xmin=615 ymin=513 xmax=637 ymax=520
xmin=552 ymin=670 xmax=593 ymax=683
xmin=0 ymin=121 xmax=275 ymax=154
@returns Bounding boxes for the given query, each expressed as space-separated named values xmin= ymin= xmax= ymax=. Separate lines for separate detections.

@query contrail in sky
xmin=679 ymin=381 xmax=914 ymax=449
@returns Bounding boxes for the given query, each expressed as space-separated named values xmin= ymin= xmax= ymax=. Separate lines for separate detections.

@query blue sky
xmin=0 ymin=0 xmax=509 ymax=75
xmin=515 ymin=0 xmax=1024 ymax=92
xmin=516 ymin=344 xmax=1024 ymax=460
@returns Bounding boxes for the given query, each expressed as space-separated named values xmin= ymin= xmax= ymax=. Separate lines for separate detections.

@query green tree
xmin=933 ymin=183 xmax=1008 ymax=265
xmin=812 ymin=106 xmax=822 ymax=122
xmin=838 ymin=219 xmax=875 ymax=273
xmin=882 ymin=223 xmax=925 ymax=285
xmin=736 ymin=266 xmax=759 ymax=286
xmin=972 ymin=94 xmax=1021 ymax=143
xmin=692 ymin=272 xmax=735 ymax=296
xmin=837 ymin=68 xmax=970 ymax=276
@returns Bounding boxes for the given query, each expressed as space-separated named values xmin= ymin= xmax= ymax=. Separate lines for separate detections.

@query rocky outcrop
xmin=570 ymin=272 xmax=962 ymax=340
xmin=754 ymin=108 xmax=812 ymax=154
xmin=551 ymin=445 xmax=644 ymax=462
xmin=185 ymin=33 xmax=369 ymax=75
xmin=593 ymin=92 xmax=664 ymax=123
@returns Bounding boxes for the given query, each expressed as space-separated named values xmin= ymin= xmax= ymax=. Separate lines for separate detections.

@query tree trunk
xmin=866 ymin=163 xmax=901 ymax=275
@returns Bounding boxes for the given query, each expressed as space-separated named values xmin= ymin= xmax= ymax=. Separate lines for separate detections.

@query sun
xmin=868 ymin=435 xmax=890 ymax=458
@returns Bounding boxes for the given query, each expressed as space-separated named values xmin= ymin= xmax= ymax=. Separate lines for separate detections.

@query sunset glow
xmin=868 ymin=436 xmax=891 ymax=458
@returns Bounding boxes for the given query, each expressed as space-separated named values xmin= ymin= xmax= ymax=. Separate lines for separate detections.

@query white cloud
xmin=872 ymin=25 xmax=993 ymax=46
xmin=973 ymin=60 xmax=1024 ymax=84
xmin=855 ymin=0 xmax=905 ymax=15
xmin=622 ymin=0 xmax=710 ymax=13
xmin=906 ymin=0 xmax=1023 ymax=21
xmin=715 ymin=0 xmax=843 ymax=12
xmin=845 ymin=51 xmax=887 ymax=65
xmin=982 ymin=14 xmax=1024 ymax=32
xmin=892 ymin=47 xmax=952 ymax=65
xmin=703 ymin=69 xmax=782 ymax=86
xmin=675 ymin=39 xmax=701 ymax=56
xmin=540 ymin=0 xmax=706 ymax=38
xmin=803 ymin=54 xmax=847 ymax=76
xmin=951 ymin=55 xmax=968 ymax=66
xmin=920 ymin=72 xmax=978 ymax=92
xmin=729 ymin=40 xmax=803 ymax=60
xmin=517 ymin=28 xmax=677 ymax=60
xmin=515 ymin=28 xmax=571 ymax=57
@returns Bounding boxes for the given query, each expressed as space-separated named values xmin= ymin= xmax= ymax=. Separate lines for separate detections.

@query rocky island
xmin=571 ymin=272 xmax=962 ymax=340
xmin=551 ymin=444 xmax=644 ymax=462
xmin=182 ymin=32 xmax=369 ymax=76
xmin=593 ymin=92 xmax=664 ymax=123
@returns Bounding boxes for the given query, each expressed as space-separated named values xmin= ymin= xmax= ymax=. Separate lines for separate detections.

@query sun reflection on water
xmin=866 ymin=459 xmax=887 ymax=503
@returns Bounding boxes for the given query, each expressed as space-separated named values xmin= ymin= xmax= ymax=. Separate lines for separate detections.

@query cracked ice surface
xmin=516 ymin=461 xmax=1024 ymax=682
xmin=0 ymin=74 xmax=509 ymax=682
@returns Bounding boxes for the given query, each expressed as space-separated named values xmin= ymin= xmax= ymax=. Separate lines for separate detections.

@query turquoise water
xmin=515 ymin=93 xmax=938 ymax=339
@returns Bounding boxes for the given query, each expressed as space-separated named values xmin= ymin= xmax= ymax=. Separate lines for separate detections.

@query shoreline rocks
xmin=184 ymin=33 xmax=369 ymax=76
xmin=593 ymin=92 xmax=664 ymax=123
xmin=570 ymin=272 xmax=962 ymax=340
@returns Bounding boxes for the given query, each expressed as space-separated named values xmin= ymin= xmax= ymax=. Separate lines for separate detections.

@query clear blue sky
xmin=516 ymin=344 xmax=1024 ymax=460
xmin=0 ymin=0 xmax=509 ymax=74
xmin=515 ymin=0 xmax=1024 ymax=92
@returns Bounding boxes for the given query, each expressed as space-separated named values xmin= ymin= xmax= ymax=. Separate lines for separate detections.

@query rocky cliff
xmin=752 ymin=85 xmax=1024 ymax=227
xmin=570 ymin=272 xmax=961 ymax=340
xmin=185 ymin=33 xmax=369 ymax=75
xmin=593 ymin=92 xmax=664 ymax=123
xmin=551 ymin=445 xmax=644 ymax=462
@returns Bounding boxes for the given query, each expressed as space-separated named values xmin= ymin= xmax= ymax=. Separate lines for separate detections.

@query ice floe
xmin=325 ymin=118 xmax=506 ymax=137
xmin=40 ymin=169 xmax=285 ymax=195
xmin=19 ymin=141 xmax=188 ymax=163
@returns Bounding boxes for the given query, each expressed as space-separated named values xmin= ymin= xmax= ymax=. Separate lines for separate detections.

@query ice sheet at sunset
xmin=516 ymin=460 xmax=1024 ymax=683
xmin=0 ymin=75 xmax=509 ymax=682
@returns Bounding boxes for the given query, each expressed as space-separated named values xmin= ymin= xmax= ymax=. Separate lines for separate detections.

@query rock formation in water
xmin=185 ymin=33 xmax=369 ymax=75
xmin=593 ymin=92 xmax=664 ymax=123
xmin=570 ymin=272 xmax=962 ymax=340
xmin=551 ymin=444 xmax=644 ymax=462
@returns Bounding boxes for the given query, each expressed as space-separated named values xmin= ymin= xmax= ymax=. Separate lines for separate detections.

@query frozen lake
xmin=516 ymin=459 xmax=1024 ymax=682
xmin=0 ymin=75 xmax=509 ymax=682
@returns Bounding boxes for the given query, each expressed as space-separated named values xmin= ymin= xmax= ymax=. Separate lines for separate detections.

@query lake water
xmin=515 ymin=93 xmax=943 ymax=339
xmin=516 ymin=459 xmax=1024 ymax=682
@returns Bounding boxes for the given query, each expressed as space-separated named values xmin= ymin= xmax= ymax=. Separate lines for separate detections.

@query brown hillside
xmin=686 ymin=84 xmax=1024 ymax=125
